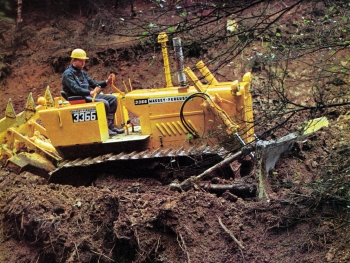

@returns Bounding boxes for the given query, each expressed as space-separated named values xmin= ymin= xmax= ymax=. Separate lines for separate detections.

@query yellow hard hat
xmin=70 ymin=48 xmax=89 ymax=59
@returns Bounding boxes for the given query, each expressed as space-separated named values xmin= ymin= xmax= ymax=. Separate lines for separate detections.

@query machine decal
xmin=134 ymin=99 xmax=149 ymax=105
xmin=134 ymin=96 xmax=189 ymax=106
xmin=71 ymin=109 xmax=98 ymax=122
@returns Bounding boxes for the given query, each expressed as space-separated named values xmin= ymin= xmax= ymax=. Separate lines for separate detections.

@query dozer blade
xmin=6 ymin=152 xmax=56 ymax=178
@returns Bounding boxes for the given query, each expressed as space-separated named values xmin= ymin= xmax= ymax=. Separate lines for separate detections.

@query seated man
xmin=61 ymin=48 xmax=124 ymax=135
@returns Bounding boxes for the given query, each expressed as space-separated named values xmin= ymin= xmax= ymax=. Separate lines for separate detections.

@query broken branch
xmin=170 ymin=151 xmax=242 ymax=191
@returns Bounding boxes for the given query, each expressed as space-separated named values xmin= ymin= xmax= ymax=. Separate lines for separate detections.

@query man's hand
xmin=106 ymin=74 xmax=113 ymax=85
xmin=90 ymin=86 xmax=101 ymax=96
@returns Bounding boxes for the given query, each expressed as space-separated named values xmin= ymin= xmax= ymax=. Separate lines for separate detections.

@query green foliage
xmin=136 ymin=31 xmax=149 ymax=40
xmin=186 ymin=133 xmax=193 ymax=140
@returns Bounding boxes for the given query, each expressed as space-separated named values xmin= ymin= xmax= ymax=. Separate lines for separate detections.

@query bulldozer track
xmin=48 ymin=146 xmax=229 ymax=185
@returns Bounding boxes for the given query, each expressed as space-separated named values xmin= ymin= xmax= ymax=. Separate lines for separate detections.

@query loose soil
xmin=0 ymin=1 xmax=349 ymax=262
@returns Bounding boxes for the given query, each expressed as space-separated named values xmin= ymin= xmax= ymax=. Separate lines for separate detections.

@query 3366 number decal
xmin=71 ymin=109 xmax=98 ymax=123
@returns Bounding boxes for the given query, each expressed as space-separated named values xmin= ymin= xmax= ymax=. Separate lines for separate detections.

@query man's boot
xmin=107 ymin=114 xmax=125 ymax=134
xmin=108 ymin=128 xmax=117 ymax=136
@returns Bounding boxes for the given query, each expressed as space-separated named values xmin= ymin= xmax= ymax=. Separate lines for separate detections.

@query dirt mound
xmin=2 ymin=172 xmax=253 ymax=262
xmin=1 ymin=138 xmax=350 ymax=263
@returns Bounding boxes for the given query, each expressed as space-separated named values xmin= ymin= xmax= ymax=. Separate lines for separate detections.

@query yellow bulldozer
xmin=0 ymin=33 xmax=255 ymax=185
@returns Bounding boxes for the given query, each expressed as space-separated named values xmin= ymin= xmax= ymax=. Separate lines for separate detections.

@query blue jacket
xmin=62 ymin=65 xmax=107 ymax=97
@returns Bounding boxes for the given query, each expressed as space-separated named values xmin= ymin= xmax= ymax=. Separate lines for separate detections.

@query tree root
xmin=177 ymin=233 xmax=191 ymax=263
xmin=91 ymin=249 xmax=115 ymax=262
xmin=217 ymin=216 xmax=245 ymax=250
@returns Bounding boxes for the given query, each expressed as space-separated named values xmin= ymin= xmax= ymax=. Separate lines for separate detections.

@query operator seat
xmin=60 ymin=91 xmax=86 ymax=105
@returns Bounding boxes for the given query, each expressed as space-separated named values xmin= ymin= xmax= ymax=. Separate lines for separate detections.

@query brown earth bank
xmin=0 ymin=0 xmax=350 ymax=262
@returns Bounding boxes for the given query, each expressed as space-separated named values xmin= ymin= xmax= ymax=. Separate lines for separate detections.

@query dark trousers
xmin=85 ymin=94 xmax=117 ymax=114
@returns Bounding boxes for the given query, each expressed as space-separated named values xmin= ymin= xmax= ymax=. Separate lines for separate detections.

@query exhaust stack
xmin=172 ymin=37 xmax=187 ymax=86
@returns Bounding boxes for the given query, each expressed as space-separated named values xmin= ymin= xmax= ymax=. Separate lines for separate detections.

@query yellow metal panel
xmin=177 ymin=121 xmax=187 ymax=133
xmin=150 ymin=111 xmax=203 ymax=140
xmin=187 ymin=120 xmax=199 ymax=133
xmin=120 ymin=73 xmax=254 ymax=146
xmin=172 ymin=122 xmax=182 ymax=135
xmin=39 ymin=102 xmax=109 ymax=147
xmin=176 ymin=121 xmax=186 ymax=133
xmin=149 ymin=110 xmax=203 ymax=120
xmin=156 ymin=123 xmax=166 ymax=136
xmin=0 ymin=116 xmax=16 ymax=133
xmin=160 ymin=123 xmax=172 ymax=136
xmin=115 ymin=94 xmax=128 ymax=127
xmin=166 ymin=122 xmax=177 ymax=135
xmin=242 ymin=81 xmax=255 ymax=142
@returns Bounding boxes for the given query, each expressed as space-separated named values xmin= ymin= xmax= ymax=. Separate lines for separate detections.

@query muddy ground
xmin=0 ymin=0 xmax=350 ymax=262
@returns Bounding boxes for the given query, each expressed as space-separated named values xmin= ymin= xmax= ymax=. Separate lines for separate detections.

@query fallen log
xmin=201 ymin=181 xmax=256 ymax=197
